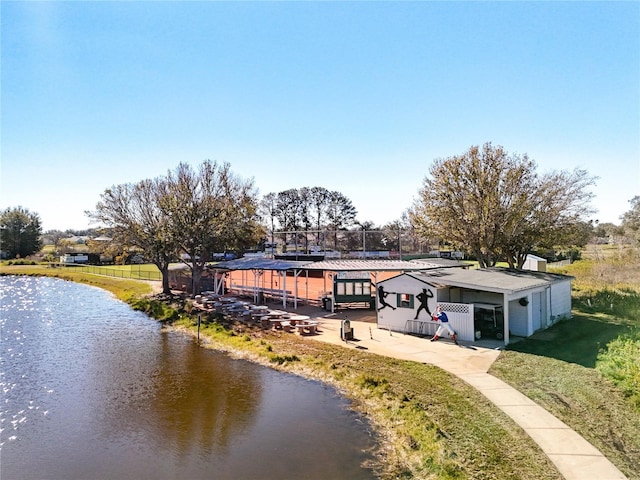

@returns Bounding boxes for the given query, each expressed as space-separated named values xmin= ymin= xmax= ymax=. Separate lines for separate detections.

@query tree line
xmin=260 ymin=188 xmax=357 ymax=250
xmin=3 ymin=143 xmax=639 ymax=294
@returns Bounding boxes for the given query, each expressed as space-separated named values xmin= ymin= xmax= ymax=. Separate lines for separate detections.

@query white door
xmin=532 ymin=292 xmax=542 ymax=331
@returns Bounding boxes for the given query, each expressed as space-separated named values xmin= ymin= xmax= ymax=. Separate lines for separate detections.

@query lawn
xmin=489 ymin=246 xmax=640 ymax=479
xmin=74 ymin=263 xmax=163 ymax=281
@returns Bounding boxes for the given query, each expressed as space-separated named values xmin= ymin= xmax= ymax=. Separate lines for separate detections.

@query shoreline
xmin=3 ymin=267 xmax=635 ymax=479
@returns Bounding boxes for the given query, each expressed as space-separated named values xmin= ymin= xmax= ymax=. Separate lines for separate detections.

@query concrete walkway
xmin=299 ymin=309 xmax=627 ymax=480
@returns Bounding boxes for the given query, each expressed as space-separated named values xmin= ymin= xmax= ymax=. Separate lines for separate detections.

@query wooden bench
xmin=229 ymin=284 xmax=292 ymax=297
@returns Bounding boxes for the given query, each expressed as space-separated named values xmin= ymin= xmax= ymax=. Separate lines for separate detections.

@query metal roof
xmin=209 ymin=257 xmax=468 ymax=273
xmin=404 ymin=267 xmax=573 ymax=294
xmin=302 ymin=258 xmax=467 ymax=272
xmin=210 ymin=257 xmax=312 ymax=271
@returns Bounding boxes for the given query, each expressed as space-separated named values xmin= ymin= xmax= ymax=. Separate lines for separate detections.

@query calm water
xmin=0 ymin=276 xmax=376 ymax=479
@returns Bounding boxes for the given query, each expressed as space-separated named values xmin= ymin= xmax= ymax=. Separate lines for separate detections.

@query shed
xmin=523 ymin=254 xmax=547 ymax=272
xmin=375 ymin=267 xmax=574 ymax=345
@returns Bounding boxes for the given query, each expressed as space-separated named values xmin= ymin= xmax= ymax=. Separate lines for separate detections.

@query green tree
xmin=326 ymin=190 xmax=357 ymax=250
xmin=0 ymin=207 xmax=43 ymax=259
xmin=309 ymin=186 xmax=331 ymax=244
xmin=621 ymin=196 xmax=640 ymax=244
xmin=261 ymin=186 xmax=360 ymax=251
xmin=275 ymin=189 xmax=303 ymax=248
xmin=410 ymin=143 xmax=596 ymax=268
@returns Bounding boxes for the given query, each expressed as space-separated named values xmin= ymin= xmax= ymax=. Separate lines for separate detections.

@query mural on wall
xmin=377 ymin=285 xmax=396 ymax=311
xmin=414 ymin=287 xmax=435 ymax=319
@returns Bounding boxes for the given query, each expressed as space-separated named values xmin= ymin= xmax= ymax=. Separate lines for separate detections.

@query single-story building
xmin=375 ymin=267 xmax=574 ymax=345
xmin=209 ymin=257 xmax=467 ymax=309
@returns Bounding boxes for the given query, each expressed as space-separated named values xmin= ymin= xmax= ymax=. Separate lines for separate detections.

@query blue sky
xmin=2 ymin=1 xmax=639 ymax=232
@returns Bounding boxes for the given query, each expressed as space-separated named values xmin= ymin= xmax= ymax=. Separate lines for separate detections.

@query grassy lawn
xmin=489 ymin=247 xmax=640 ymax=479
xmin=490 ymin=317 xmax=640 ymax=478
xmin=0 ymin=264 xmax=154 ymax=302
xmin=74 ymin=263 xmax=163 ymax=281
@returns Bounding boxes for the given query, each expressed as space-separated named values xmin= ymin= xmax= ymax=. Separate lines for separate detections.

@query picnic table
xmin=295 ymin=320 xmax=319 ymax=335
xmin=266 ymin=310 xmax=290 ymax=319
xmin=286 ymin=314 xmax=310 ymax=325
xmin=268 ymin=317 xmax=290 ymax=329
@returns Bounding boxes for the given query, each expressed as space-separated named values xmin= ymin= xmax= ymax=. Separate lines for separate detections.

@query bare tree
xmin=157 ymin=160 xmax=261 ymax=296
xmin=410 ymin=143 xmax=596 ymax=268
xmin=88 ymin=180 xmax=177 ymax=294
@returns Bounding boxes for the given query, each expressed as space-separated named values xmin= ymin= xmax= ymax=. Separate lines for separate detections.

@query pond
xmin=0 ymin=276 xmax=376 ymax=479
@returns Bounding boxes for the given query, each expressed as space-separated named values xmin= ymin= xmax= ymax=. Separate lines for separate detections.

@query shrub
xmin=597 ymin=330 xmax=640 ymax=410
xmin=6 ymin=259 xmax=37 ymax=266
xmin=129 ymin=298 xmax=180 ymax=322
xmin=269 ymin=353 xmax=299 ymax=364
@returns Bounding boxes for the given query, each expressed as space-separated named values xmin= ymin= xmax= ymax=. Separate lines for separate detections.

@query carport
xmin=208 ymin=257 xmax=312 ymax=309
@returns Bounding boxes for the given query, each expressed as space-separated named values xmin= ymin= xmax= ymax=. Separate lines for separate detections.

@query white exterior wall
xmin=376 ymin=272 xmax=572 ymax=342
xmin=523 ymin=255 xmax=547 ymax=272
xmin=60 ymin=254 xmax=89 ymax=264
xmin=376 ymin=275 xmax=475 ymax=342
xmin=508 ymin=300 xmax=529 ymax=336
xmin=508 ymin=287 xmax=548 ymax=336
xmin=550 ymin=280 xmax=572 ymax=323
xmin=376 ymin=275 xmax=440 ymax=332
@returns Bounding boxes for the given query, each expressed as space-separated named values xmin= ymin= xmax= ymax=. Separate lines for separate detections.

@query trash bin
xmin=341 ymin=318 xmax=354 ymax=341
xmin=257 ymin=291 xmax=264 ymax=305
xmin=322 ymin=297 xmax=333 ymax=311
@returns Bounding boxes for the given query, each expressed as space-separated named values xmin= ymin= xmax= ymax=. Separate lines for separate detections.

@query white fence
xmin=401 ymin=302 xmax=475 ymax=342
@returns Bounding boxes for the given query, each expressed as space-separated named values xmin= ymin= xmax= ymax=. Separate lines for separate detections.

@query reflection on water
xmin=1 ymin=276 xmax=375 ymax=479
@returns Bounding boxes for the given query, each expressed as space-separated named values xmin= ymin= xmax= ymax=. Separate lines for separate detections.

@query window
xmin=345 ymin=282 xmax=354 ymax=295
xmin=397 ymin=293 xmax=414 ymax=309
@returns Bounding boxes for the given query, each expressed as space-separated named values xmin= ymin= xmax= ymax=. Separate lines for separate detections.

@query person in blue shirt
xmin=431 ymin=305 xmax=458 ymax=345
